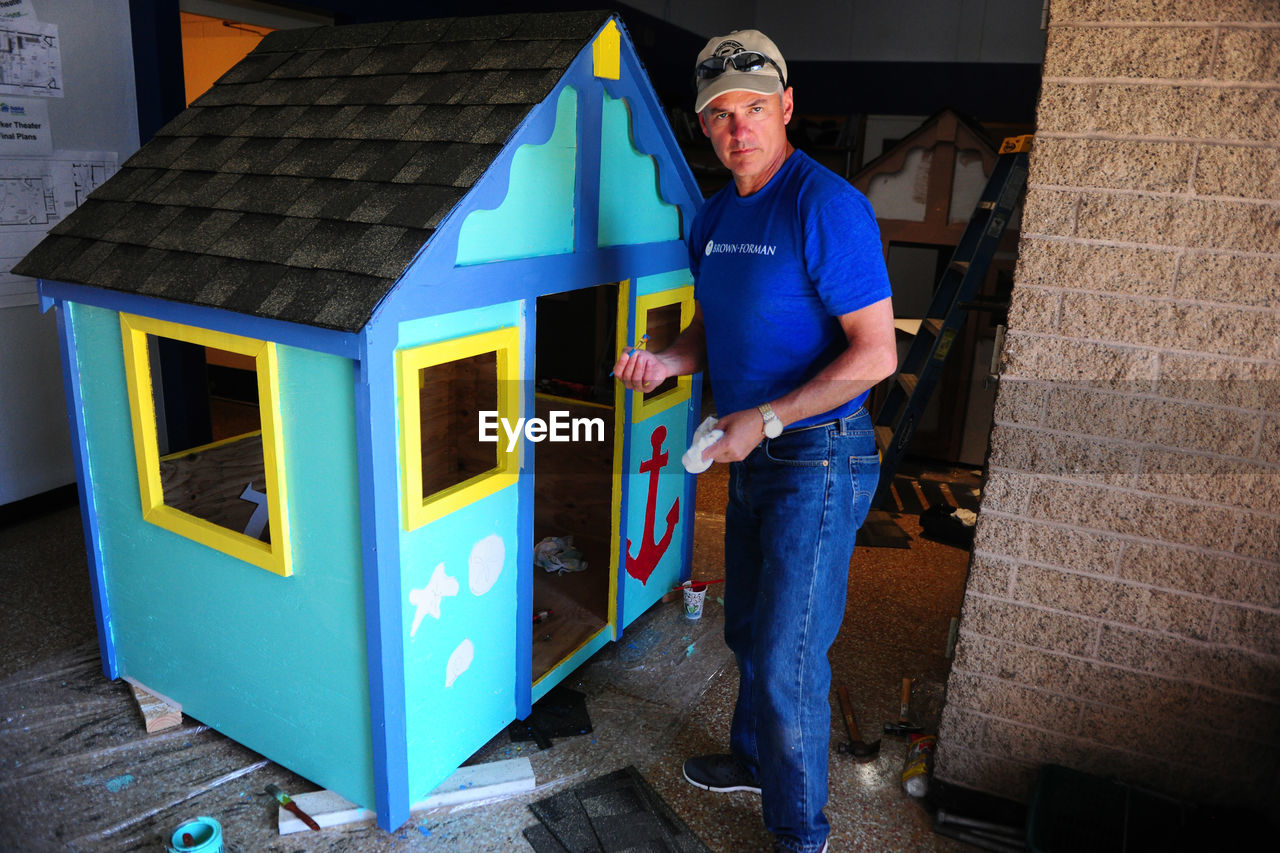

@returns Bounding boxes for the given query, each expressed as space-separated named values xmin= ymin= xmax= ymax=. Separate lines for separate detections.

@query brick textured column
xmin=935 ymin=0 xmax=1280 ymax=810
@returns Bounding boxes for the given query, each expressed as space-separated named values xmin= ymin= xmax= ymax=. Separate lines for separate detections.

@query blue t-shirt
xmin=690 ymin=150 xmax=891 ymax=428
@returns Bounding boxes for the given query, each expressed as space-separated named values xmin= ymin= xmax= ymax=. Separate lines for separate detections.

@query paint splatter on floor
xmin=105 ymin=774 xmax=135 ymax=792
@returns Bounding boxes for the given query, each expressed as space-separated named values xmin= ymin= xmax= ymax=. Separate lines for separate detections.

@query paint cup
xmin=168 ymin=816 xmax=223 ymax=853
xmin=683 ymin=582 xmax=707 ymax=620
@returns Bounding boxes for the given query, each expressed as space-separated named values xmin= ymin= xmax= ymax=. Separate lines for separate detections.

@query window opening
xmin=398 ymin=327 xmax=519 ymax=529
xmin=641 ymin=302 xmax=681 ymax=400
xmin=631 ymin=285 xmax=694 ymax=421
xmin=121 ymin=313 xmax=290 ymax=576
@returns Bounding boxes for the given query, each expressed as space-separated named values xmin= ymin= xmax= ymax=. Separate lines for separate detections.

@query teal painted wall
xmin=635 ymin=269 xmax=692 ymax=298
xmin=599 ymin=93 xmax=681 ymax=248
xmin=396 ymin=301 xmax=524 ymax=802
xmin=455 ymin=87 xmax=578 ymax=266
xmin=69 ymin=301 xmax=375 ymax=807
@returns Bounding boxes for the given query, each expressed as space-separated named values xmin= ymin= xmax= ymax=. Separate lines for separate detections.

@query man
xmin=613 ymin=29 xmax=896 ymax=853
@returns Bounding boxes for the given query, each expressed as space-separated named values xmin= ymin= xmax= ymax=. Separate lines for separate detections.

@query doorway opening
xmin=531 ymin=282 xmax=619 ymax=683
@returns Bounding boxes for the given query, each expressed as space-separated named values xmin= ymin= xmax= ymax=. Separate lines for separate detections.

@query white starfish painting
xmin=408 ymin=562 xmax=459 ymax=638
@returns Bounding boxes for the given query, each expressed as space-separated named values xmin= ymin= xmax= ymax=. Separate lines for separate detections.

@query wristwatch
xmin=757 ymin=403 xmax=783 ymax=439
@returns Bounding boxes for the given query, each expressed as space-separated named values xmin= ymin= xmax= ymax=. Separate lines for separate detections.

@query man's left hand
xmin=702 ymin=408 xmax=766 ymax=463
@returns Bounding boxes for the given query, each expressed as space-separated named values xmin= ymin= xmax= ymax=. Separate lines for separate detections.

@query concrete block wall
xmin=935 ymin=0 xmax=1280 ymax=810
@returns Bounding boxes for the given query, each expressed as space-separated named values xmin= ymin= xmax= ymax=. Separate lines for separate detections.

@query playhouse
xmin=15 ymin=11 xmax=704 ymax=831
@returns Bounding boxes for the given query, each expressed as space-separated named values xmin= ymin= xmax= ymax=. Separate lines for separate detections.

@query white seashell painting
xmin=445 ymin=638 xmax=474 ymax=687
xmin=468 ymin=533 xmax=505 ymax=596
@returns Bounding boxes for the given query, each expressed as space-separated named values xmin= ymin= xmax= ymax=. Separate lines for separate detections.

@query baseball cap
xmin=693 ymin=29 xmax=788 ymax=113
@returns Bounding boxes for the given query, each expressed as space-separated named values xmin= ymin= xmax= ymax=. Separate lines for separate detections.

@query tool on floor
xmin=883 ymin=676 xmax=923 ymax=735
xmin=265 ymin=783 xmax=321 ymax=831
xmin=871 ymin=135 xmax=1030 ymax=508
xmin=934 ymin=808 xmax=1027 ymax=851
xmin=835 ymin=684 xmax=880 ymax=762
xmin=900 ymin=733 xmax=937 ymax=797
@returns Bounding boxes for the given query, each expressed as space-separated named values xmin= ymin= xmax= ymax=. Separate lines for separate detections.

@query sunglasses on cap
xmin=695 ymin=50 xmax=786 ymax=88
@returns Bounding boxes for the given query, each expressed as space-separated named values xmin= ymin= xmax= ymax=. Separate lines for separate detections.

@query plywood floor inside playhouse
xmin=531 ymin=395 xmax=615 ymax=682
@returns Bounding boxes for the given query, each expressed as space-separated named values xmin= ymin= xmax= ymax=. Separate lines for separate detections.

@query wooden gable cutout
xmin=851 ymin=110 xmax=1001 ymax=251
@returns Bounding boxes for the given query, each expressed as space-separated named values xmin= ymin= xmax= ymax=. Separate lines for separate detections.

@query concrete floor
xmin=0 ymin=465 xmax=979 ymax=852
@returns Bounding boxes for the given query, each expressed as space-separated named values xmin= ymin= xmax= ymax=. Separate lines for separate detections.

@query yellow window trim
xmin=119 ymin=313 xmax=292 ymax=577
xmin=631 ymin=284 xmax=694 ymax=422
xmin=158 ymin=429 xmax=262 ymax=463
xmin=398 ymin=326 xmax=520 ymax=530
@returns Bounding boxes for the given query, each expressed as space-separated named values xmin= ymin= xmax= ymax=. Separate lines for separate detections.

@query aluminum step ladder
xmin=871 ymin=135 xmax=1031 ymax=508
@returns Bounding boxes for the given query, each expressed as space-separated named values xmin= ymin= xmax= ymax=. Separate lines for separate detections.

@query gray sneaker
xmin=681 ymin=754 xmax=761 ymax=794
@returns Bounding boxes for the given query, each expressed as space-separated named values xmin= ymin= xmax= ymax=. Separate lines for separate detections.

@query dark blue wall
xmin=128 ymin=0 xmax=1038 ymax=148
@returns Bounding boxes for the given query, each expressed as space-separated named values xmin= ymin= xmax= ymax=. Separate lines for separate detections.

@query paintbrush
xmin=265 ymin=783 xmax=321 ymax=831
xmin=671 ymin=578 xmax=724 ymax=592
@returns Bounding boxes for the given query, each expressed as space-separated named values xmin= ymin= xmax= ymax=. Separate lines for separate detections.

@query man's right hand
xmin=612 ymin=348 xmax=673 ymax=393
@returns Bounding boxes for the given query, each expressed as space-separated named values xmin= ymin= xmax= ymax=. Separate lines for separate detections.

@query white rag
xmin=682 ymin=416 xmax=724 ymax=474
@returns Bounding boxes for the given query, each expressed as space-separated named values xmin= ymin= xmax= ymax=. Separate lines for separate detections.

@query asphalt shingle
xmin=298 ymin=48 xmax=376 ymax=79
xmin=169 ymin=136 xmax=246 ymax=172
xmin=18 ymin=10 xmax=612 ymax=332
xmin=252 ymin=26 xmax=320 ymax=55
xmin=217 ymin=50 xmax=292 ymax=85
xmin=77 ymin=167 xmax=162 ymax=203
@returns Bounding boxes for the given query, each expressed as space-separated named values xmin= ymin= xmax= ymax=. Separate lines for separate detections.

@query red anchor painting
xmin=626 ymin=424 xmax=680 ymax=584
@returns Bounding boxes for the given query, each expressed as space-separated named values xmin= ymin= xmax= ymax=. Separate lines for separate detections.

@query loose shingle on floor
xmin=13 ymin=10 xmax=614 ymax=334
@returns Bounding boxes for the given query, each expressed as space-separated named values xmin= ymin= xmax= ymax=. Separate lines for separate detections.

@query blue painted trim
xmin=384 ymin=240 xmax=688 ymax=326
xmin=514 ymin=302 xmax=533 ymax=719
xmin=353 ymin=330 xmax=410 ymax=832
xmin=531 ymin=627 xmax=613 ymax=704
xmin=575 ymin=70 xmax=602 ymax=253
xmin=614 ymin=285 xmax=637 ymax=634
xmin=54 ymin=301 xmax=119 ymax=679
xmin=680 ymin=374 xmax=704 ymax=586
xmin=38 ymin=280 xmax=361 ymax=360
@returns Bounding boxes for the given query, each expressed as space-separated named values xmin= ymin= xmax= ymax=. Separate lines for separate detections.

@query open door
xmin=617 ymin=279 xmax=697 ymax=629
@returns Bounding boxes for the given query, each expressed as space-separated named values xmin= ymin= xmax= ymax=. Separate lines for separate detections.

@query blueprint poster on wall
xmin=0 ymin=150 xmax=116 ymax=308
xmin=0 ymin=17 xmax=62 ymax=98
xmin=0 ymin=98 xmax=51 ymax=155
xmin=0 ymin=1 xmax=35 ymax=22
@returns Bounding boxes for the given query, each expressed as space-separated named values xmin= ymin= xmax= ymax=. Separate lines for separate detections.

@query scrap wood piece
xmin=278 ymin=757 xmax=535 ymax=835
xmin=122 ymin=676 xmax=182 ymax=733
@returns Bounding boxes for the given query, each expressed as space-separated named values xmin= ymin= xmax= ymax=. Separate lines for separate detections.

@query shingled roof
xmin=15 ymin=10 xmax=614 ymax=333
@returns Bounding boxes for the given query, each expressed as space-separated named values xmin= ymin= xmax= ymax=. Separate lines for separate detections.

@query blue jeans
xmin=722 ymin=409 xmax=878 ymax=853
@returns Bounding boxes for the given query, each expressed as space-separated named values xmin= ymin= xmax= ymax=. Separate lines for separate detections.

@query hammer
xmin=883 ymin=677 xmax=923 ymax=736
xmin=835 ymin=684 xmax=880 ymax=762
